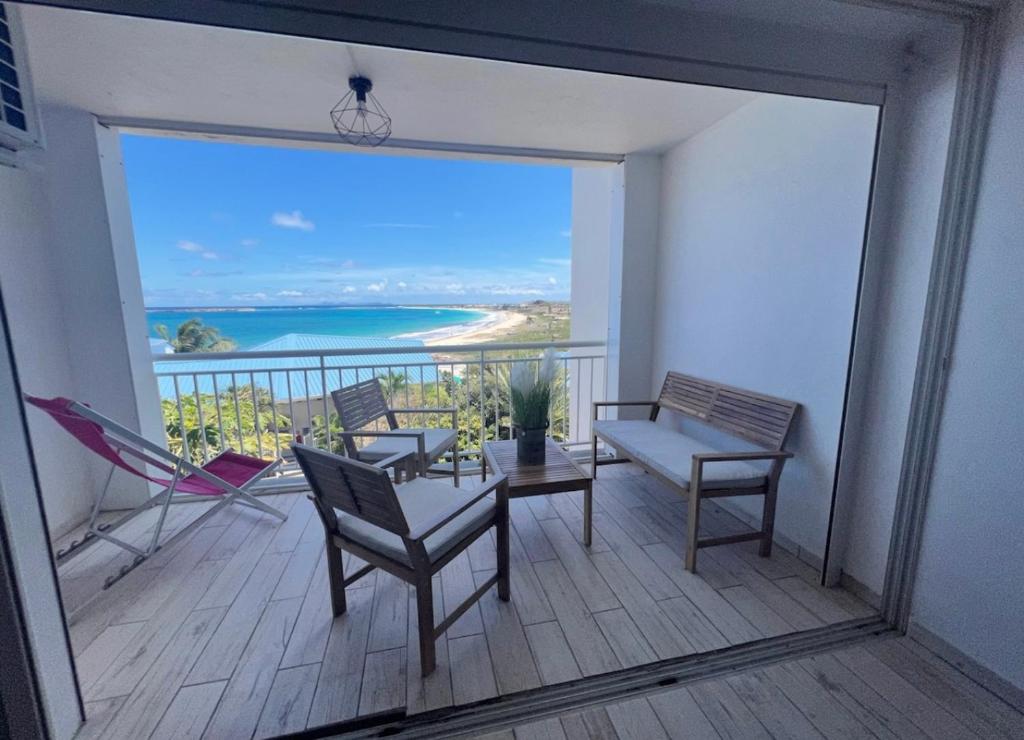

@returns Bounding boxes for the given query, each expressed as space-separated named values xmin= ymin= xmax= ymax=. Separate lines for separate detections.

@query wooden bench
xmin=592 ymin=372 xmax=799 ymax=572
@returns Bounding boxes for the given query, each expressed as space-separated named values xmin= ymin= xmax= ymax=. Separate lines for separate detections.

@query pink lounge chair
xmin=25 ymin=395 xmax=286 ymax=586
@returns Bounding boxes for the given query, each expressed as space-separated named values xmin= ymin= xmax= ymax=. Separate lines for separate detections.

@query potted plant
xmin=511 ymin=348 xmax=558 ymax=464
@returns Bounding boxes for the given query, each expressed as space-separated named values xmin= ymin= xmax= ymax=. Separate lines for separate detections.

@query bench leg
xmin=416 ymin=578 xmax=437 ymax=676
xmin=686 ymin=459 xmax=703 ymax=572
xmin=759 ymin=485 xmax=778 ymax=557
xmin=324 ymin=543 xmax=347 ymax=617
xmin=591 ymin=434 xmax=598 ymax=478
xmin=583 ymin=483 xmax=593 ymax=547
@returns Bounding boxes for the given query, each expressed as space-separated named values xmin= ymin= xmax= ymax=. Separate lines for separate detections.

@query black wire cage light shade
xmin=331 ymin=76 xmax=392 ymax=147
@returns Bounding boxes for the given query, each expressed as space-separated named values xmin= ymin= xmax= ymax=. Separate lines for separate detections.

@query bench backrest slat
xmin=657 ymin=372 xmax=798 ymax=450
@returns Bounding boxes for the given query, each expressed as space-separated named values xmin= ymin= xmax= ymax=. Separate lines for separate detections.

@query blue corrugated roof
xmin=154 ymin=334 xmax=439 ymax=401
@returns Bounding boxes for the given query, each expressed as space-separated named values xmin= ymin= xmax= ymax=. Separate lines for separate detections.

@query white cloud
xmin=366 ymin=280 xmax=387 ymax=293
xmin=538 ymin=258 xmax=571 ymax=267
xmin=560 ymin=229 xmax=572 ymax=238
xmin=271 ymin=210 xmax=315 ymax=231
xmin=240 ymin=238 xmax=259 ymax=247
xmin=231 ymin=292 xmax=268 ymax=302
xmin=277 ymin=290 xmax=304 ymax=297
xmin=201 ymin=251 xmax=219 ymax=260
xmin=444 ymin=283 xmax=466 ymax=295
xmin=342 ymin=286 xmax=357 ymax=293
xmin=397 ymin=281 xmax=408 ymax=289
xmin=548 ymin=276 xmax=558 ymax=285
xmin=177 ymin=240 xmax=205 ymax=252
xmin=483 ymin=286 xmax=545 ymax=296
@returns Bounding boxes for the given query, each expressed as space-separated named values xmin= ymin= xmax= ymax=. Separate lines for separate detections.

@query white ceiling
xmin=18 ymin=5 xmax=762 ymax=157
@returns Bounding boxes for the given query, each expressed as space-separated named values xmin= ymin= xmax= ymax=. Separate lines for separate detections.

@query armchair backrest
xmin=331 ymin=377 xmax=397 ymax=431
xmin=291 ymin=443 xmax=409 ymax=536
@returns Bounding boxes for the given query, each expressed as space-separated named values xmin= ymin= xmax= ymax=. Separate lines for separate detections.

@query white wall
xmin=569 ymin=167 xmax=614 ymax=441
xmin=0 ymin=303 xmax=82 ymax=740
xmin=38 ymin=107 xmax=160 ymax=511
xmin=910 ymin=2 xmax=1024 ymax=691
xmin=0 ymin=106 xmax=162 ymax=536
xmin=836 ymin=38 xmax=961 ymax=595
xmin=607 ymin=154 xmax=661 ymax=418
xmin=650 ymin=95 xmax=877 ymax=561
xmin=0 ymin=163 xmax=93 ymax=537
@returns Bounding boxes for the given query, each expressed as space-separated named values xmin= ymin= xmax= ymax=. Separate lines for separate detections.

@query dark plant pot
xmin=514 ymin=423 xmax=548 ymax=465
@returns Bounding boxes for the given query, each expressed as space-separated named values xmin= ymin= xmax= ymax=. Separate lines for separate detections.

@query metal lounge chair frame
xmin=25 ymin=395 xmax=286 ymax=586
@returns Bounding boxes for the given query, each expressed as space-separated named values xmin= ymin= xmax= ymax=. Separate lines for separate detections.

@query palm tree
xmin=155 ymin=318 xmax=237 ymax=353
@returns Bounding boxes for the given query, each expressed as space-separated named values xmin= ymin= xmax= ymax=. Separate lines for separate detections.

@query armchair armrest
xmin=372 ymin=450 xmax=419 ymax=470
xmin=340 ymin=429 xmax=427 ymax=461
xmin=406 ymin=474 xmax=508 ymax=542
xmin=691 ymin=450 xmax=793 ymax=463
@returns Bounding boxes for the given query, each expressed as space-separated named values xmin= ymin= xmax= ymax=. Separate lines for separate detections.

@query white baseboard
xmin=907 ymin=621 xmax=1024 ymax=713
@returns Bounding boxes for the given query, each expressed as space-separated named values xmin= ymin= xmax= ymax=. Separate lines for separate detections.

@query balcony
xmin=45 ymin=337 xmax=883 ymax=738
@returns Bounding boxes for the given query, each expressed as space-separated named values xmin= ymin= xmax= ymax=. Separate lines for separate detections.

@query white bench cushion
xmin=335 ymin=476 xmax=493 ymax=565
xmin=357 ymin=427 xmax=458 ymax=463
xmin=593 ymin=419 xmax=769 ymax=490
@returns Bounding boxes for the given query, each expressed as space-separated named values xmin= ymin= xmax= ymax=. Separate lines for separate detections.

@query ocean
xmin=146 ymin=306 xmax=488 ymax=349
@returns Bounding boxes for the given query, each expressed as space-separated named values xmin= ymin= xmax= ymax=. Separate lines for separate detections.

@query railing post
xmin=320 ymin=354 xmax=331 ymax=451
xmin=478 ymin=349 xmax=486 ymax=455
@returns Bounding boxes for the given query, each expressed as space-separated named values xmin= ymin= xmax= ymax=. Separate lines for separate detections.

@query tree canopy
xmin=155 ymin=318 xmax=237 ymax=353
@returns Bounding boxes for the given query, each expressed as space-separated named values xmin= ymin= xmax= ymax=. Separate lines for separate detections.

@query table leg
xmin=583 ymin=483 xmax=593 ymax=547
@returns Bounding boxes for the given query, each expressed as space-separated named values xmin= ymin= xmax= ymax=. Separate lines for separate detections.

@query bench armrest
xmin=691 ymin=450 xmax=793 ymax=463
xmin=407 ymin=474 xmax=508 ymax=541
xmin=593 ymin=400 xmax=657 ymax=419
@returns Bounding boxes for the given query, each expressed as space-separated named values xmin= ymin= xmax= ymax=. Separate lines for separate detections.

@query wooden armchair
xmin=291 ymin=443 xmax=509 ymax=676
xmin=331 ymin=377 xmax=460 ymax=485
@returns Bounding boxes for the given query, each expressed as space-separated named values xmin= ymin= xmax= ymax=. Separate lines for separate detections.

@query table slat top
xmin=483 ymin=438 xmax=589 ymax=490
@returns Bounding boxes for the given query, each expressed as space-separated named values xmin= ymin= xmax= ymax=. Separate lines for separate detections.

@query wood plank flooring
xmin=60 ymin=464 xmax=876 ymax=738
xmin=487 ymin=635 xmax=1024 ymax=740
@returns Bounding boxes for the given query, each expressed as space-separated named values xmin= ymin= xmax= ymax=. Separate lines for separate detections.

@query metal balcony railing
xmin=151 ymin=340 xmax=607 ymax=466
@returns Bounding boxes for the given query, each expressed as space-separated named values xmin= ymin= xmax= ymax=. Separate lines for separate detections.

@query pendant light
xmin=330 ymin=76 xmax=392 ymax=147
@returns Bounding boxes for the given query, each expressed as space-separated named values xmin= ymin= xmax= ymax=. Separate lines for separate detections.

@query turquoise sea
xmin=146 ymin=306 xmax=487 ymax=349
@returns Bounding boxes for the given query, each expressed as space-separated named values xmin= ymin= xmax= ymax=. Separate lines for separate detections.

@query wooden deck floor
xmin=59 ymin=464 xmax=876 ymax=739
xmin=486 ymin=634 xmax=1024 ymax=740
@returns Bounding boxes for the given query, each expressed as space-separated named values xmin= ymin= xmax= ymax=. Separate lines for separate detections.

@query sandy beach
xmin=395 ymin=309 xmax=528 ymax=346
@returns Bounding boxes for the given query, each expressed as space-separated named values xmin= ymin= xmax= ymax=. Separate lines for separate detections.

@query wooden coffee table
xmin=481 ymin=438 xmax=593 ymax=546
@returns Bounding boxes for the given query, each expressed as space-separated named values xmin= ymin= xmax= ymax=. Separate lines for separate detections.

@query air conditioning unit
xmin=0 ymin=2 xmax=43 ymax=156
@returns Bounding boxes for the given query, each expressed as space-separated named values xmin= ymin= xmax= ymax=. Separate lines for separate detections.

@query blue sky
xmin=121 ymin=135 xmax=572 ymax=307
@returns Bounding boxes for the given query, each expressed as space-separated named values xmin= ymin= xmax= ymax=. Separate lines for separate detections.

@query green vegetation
xmin=497 ymin=301 xmax=570 ymax=343
xmin=161 ymin=386 xmax=290 ymax=464
xmin=155 ymin=318 xmax=237 ymax=353
xmin=162 ymin=365 xmax=571 ymax=464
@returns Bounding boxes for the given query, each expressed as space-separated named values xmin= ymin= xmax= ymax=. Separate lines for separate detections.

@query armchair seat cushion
xmin=335 ymin=477 xmax=493 ymax=566
xmin=593 ymin=419 xmax=769 ymax=490
xmin=357 ymin=428 xmax=458 ymax=463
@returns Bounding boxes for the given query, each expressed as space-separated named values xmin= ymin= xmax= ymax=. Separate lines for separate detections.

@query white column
xmin=41 ymin=107 xmax=163 ymax=509
xmin=606 ymin=154 xmax=662 ymax=418
xmin=569 ymin=166 xmax=614 ymax=441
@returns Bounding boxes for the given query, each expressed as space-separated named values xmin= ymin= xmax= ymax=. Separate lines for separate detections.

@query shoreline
xmin=393 ymin=309 xmax=528 ymax=346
